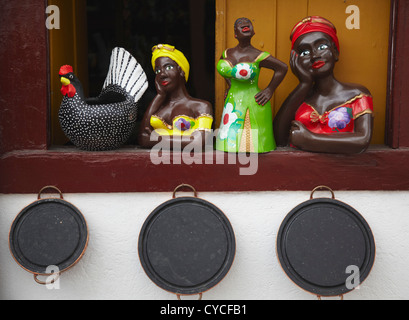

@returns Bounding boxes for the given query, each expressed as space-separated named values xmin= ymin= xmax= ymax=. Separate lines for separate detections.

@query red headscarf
xmin=290 ymin=16 xmax=340 ymax=52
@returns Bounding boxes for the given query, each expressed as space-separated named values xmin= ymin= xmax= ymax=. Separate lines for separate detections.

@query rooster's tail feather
xmin=103 ymin=47 xmax=148 ymax=103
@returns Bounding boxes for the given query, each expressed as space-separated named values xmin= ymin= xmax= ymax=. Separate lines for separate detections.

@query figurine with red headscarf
xmin=274 ymin=16 xmax=374 ymax=154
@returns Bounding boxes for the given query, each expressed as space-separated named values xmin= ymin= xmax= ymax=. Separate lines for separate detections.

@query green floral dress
xmin=216 ymin=51 xmax=276 ymax=153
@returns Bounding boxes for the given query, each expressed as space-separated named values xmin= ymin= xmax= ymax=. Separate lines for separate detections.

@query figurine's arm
xmin=138 ymin=92 xmax=166 ymax=148
xmin=255 ymin=55 xmax=288 ymax=106
xmin=273 ymin=51 xmax=314 ymax=146
xmin=178 ymin=101 xmax=213 ymax=151
xmin=139 ymin=99 xmax=213 ymax=150
xmin=151 ymin=132 xmax=201 ymax=151
xmin=155 ymin=102 xmax=213 ymax=151
xmin=290 ymin=114 xmax=373 ymax=154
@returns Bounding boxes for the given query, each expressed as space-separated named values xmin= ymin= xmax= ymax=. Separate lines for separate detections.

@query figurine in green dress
xmin=216 ymin=17 xmax=287 ymax=153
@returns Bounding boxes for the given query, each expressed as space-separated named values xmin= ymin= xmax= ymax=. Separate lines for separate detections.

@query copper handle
xmin=172 ymin=184 xmax=198 ymax=199
xmin=177 ymin=293 xmax=203 ymax=300
xmin=37 ymin=186 xmax=64 ymax=200
xmin=310 ymin=186 xmax=335 ymax=200
xmin=317 ymin=295 xmax=344 ymax=300
xmin=34 ymin=273 xmax=60 ymax=286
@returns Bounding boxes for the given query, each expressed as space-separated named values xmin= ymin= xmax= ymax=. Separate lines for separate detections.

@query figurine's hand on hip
xmin=255 ymin=88 xmax=273 ymax=106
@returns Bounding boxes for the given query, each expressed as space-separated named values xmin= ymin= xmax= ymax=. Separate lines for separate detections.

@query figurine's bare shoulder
xmin=190 ymin=98 xmax=213 ymax=117
xmin=342 ymin=82 xmax=372 ymax=97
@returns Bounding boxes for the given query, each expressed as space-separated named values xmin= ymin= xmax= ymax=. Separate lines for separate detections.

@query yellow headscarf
xmin=151 ymin=44 xmax=190 ymax=82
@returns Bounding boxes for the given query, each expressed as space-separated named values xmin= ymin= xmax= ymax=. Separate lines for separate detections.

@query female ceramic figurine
xmin=274 ymin=16 xmax=374 ymax=154
xmin=215 ymin=18 xmax=288 ymax=153
xmin=138 ymin=44 xmax=213 ymax=150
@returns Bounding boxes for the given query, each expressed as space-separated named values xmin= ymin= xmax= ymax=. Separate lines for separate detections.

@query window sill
xmin=1 ymin=145 xmax=408 ymax=194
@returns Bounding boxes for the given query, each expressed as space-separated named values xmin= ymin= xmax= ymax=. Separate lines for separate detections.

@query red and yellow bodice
xmin=295 ymin=94 xmax=373 ymax=134
xmin=150 ymin=114 xmax=213 ymax=136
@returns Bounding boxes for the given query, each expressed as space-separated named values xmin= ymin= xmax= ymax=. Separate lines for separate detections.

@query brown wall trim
xmin=387 ymin=0 xmax=409 ymax=148
xmin=1 ymin=147 xmax=409 ymax=194
xmin=0 ymin=1 xmax=49 ymax=154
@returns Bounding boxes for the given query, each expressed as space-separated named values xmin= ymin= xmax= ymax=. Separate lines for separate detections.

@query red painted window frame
xmin=1 ymin=0 xmax=409 ymax=194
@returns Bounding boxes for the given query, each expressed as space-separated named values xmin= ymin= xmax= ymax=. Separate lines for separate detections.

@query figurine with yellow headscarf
xmin=138 ymin=44 xmax=214 ymax=150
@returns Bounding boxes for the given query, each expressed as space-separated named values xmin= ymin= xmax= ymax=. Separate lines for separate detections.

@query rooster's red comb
xmin=59 ymin=65 xmax=74 ymax=76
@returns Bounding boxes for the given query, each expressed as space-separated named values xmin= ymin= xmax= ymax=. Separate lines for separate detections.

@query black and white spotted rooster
xmin=59 ymin=47 xmax=148 ymax=151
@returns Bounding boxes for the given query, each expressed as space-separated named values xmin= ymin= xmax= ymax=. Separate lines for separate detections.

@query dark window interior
xmin=86 ymin=0 xmax=216 ymax=143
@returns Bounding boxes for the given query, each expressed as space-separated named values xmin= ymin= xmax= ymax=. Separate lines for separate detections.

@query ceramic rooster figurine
xmin=59 ymin=47 xmax=148 ymax=151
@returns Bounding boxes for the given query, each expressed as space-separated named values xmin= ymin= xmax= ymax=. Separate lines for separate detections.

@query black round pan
xmin=138 ymin=184 xmax=236 ymax=299
xmin=276 ymin=186 xmax=376 ymax=299
xmin=9 ymin=186 xmax=89 ymax=285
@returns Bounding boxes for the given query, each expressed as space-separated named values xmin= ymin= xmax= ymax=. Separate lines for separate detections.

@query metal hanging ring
xmin=34 ymin=273 xmax=61 ymax=286
xmin=310 ymin=186 xmax=335 ymax=200
xmin=172 ymin=184 xmax=198 ymax=199
xmin=177 ymin=293 xmax=203 ymax=301
xmin=317 ymin=295 xmax=344 ymax=301
xmin=37 ymin=186 xmax=64 ymax=200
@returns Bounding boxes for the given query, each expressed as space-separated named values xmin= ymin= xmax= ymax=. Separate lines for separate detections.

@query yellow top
xmin=150 ymin=114 xmax=213 ymax=136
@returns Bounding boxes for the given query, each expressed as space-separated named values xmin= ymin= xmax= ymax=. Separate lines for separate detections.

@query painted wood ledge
xmin=1 ymin=146 xmax=408 ymax=193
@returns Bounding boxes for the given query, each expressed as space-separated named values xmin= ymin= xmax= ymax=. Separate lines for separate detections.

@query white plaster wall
xmin=1 ymin=191 xmax=408 ymax=300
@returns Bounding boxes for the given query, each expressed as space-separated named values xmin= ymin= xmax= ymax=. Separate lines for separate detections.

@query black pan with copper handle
xmin=9 ymin=186 xmax=89 ymax=285
xmin=138 ymin=184 xmax=236 ymax=300
xmin=276 ymin=186 xmax=376 ymax=299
